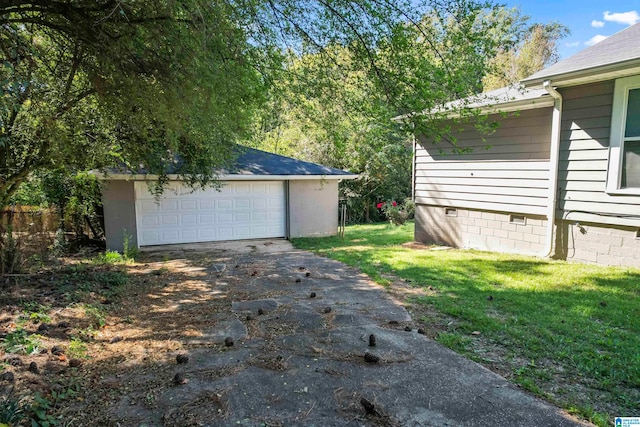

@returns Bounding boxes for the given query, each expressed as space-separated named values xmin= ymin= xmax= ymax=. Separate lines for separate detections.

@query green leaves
xmin=0 ymin=0 xmax=560 ymax=208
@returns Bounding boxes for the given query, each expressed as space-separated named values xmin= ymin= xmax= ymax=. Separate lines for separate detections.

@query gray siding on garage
xmin=102 ymin=180 xmax=137 ymax=252
xmin=288 ymin=180 xmax=339 ymax=238
xmin=415 ymin=107 xmax=553 ymax=216
xmin=557 ymin=81 xmax=640 ymax=227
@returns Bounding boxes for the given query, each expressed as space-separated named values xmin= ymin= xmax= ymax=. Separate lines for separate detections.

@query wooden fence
xmin=1 ymin=205 xmax=61 ymax=233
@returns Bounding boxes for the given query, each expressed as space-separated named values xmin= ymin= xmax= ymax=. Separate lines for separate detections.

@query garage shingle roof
xmin=102 ymin=146 xmax=357 ymax=179
xmin=226 ymin=147 xmax=354 ymax=176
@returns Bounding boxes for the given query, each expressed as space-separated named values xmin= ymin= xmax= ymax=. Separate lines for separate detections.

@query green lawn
xmin=292 ymin=222 xmax=640 ymax=426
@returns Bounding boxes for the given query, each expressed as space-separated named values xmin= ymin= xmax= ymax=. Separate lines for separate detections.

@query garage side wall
xmin=102 ymin=180 xmax=137 ymax=252
xmin=288 ymin=180 xmax=338 ymax=238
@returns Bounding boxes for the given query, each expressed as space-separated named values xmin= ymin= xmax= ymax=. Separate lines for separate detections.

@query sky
xmin=504 ymin=0 xmax=640 ymax=59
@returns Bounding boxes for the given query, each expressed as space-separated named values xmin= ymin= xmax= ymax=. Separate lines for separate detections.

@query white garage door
xmin=134 ymin=181 xmax=286 ymax=246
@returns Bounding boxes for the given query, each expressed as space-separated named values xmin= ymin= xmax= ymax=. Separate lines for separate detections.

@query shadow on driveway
xmin=107 ymin=239 xmax=589 ymax=426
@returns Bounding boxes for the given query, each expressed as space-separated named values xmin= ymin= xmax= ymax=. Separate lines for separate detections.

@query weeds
xmin=82 ymin=305 xmax=106 ymax=329
xmin=50 ymin=229 xmax=67 ymax=257
xmin=19 ymin=302 xmax=52 ymax=325
xmin=1 ymin=329 xmax=42 ymax=355
xmin=29 ymin=393 xmax=60 ymax=427
xmin=92 ymin=250 xmax=124 ymax=265
xmin=122 ymin=230 xmax=138 ymax=261
xmin=0 ymin=389 xmax=27 ymax=425
xmin=67 ymin=337 xmax=88 ymax=359
xmin=0 ymin=227 xmax=22 ymax=274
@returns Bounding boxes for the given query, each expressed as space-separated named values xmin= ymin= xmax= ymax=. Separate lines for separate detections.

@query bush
xmin=377 ymin=198 xmax=415 ymax=226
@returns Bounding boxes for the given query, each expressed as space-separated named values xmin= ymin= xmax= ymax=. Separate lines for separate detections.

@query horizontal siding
xmin=558 ymin=210 xmax=640 ymax=227
xmin=559 ymin=149 xmax=608 ymax=161
xmin=565 ymin=116 xmax=611 ymax=130
xmin=415 ymin=176 xmax=549 ymax=189
xmin=416 ymin=197 xmax=547 ymax=216
xmin=558 ymin=80 xmax=640 ymax=227
xmin=415 ymin=183 xmax=548 ymax=197
xmin=560 ymin=139 xmax=609 ymax=151
xmin=416 ymin=107 xmax=552 ymax=215
xmin=416 ymin=166 xmax=549 ymax=180
xmin=416 ymin=161 xmax=550 ymax=170
xmin=559 ymin=159 xmax=608 ymax=171
xmin=560 ymin=180 xmax=606 ymax=192
xmin=561 ymin=190 xmax=640 ymax=205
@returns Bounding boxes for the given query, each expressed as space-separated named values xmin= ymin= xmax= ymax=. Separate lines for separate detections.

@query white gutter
xmin=542 ymin=80 xmax=562 ymax=257
xmin=393 ymin=96 xmax=554 ymax=122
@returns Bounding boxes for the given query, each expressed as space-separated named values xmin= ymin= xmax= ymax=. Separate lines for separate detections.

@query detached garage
xmin=100 ymin=147 xmax=357 ymax=251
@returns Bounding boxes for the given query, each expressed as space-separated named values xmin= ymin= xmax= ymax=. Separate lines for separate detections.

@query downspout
xmin=411 ymin=122 xmax=417 ymax=201
xmin=543 ymin=80 xmax=562 ymax=257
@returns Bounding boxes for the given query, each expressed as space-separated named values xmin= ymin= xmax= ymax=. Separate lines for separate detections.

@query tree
xmin=483 ymin=20 xmax=570 ymax=91
xmin=248 ymin=5 xmax=534 ymax=221
xmin=1 ymin=0 xmax=526 ymax=212
xmin=1 ymin=1 xmax=266 ymax=208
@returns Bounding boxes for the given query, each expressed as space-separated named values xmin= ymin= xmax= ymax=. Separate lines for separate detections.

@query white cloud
xmin=565 ymin=41 xmax=581 ymax=47
xmin=585 ymin=34 xmax=609 ymax=46
xmin=591 ymin=20 xmax=605 ymax=28
xmin=603 ymin=10 xmax=640 ymax=26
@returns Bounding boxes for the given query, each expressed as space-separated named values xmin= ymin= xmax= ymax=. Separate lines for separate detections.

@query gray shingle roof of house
xmin=522 ymin=23 xmax=640 ymax=85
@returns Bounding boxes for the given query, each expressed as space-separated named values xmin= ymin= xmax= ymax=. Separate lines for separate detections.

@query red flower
xmin=392 ymin=201 xmax=397 ymax=207
xmin=376 ymin=202 xmax=384 ymax=209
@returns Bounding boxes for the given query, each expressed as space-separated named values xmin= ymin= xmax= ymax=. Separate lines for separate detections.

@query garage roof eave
xmin=97 ymin=173 xmax=359 ymax=181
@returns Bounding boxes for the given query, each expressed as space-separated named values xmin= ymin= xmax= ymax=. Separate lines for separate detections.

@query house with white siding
xmin=412 ymin=23 xmax=640 ymax=267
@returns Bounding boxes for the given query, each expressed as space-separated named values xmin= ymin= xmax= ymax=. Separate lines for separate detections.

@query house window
xmin=606 ymin=75 xmax=640 ymax=194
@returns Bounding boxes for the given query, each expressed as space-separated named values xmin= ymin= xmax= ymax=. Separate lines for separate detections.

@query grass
xmin=292 ymin=222 xmax=640 ymax=426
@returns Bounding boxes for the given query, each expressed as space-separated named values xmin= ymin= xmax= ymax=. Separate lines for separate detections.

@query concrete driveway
xmin=112 ymin=239 xmax=589 ymax=426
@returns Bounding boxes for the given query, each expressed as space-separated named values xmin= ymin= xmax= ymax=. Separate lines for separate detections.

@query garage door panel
xmin=270 ymin=211 xmax=284 ymax=220
xmin=218 ymin=199 xmax=233 ymax=209
xmin=235 ymin=226 xmax=251 ymax=237
xmin=199 ymin=214 xmax=215 ymax=224
xmin=200 ymin=229 xmax=216 ymax=239
xmin=234 ymin=212 xmax=251 ymax=222
xmin=161 ymin=230 xmax=179 ymax=241
xmin=253 ymin=212 xmax=267 ymax=221
xmin=160 ymin=200 xmax=178 ymax=211
xmin=182 ymin=214 xmax=197 ymax=225
xmin=161 ymin=215 xmax=178 ymax=225
xmin=216 ymin=213 xmax=232 ymax=223
xmin=234 ymin=183 xmax=251 ymax=193
xmin=182 ymin=229 xmax=198 ymax=240
xmin=141 ymin=230 xmax=160 ymax=242
xmin=139 ymin=200 xmax=159 ymax=211
xmin=135 ymin=181 xmax=285 ymax=246
xmin=236 ymin=199 xmax=251 ymax=209
xmin=252 ymin=199 xmax=267 ymax=209
xmin=180 ymin=200 xmax=197 ymax=210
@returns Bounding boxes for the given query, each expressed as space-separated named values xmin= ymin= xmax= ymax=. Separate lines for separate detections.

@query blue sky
xmin=504 ymin=0 xmax=640 ymax=58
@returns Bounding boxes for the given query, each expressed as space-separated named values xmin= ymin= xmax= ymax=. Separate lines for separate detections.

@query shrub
xmin=377 ymin=198 xmax=415 ymax=226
